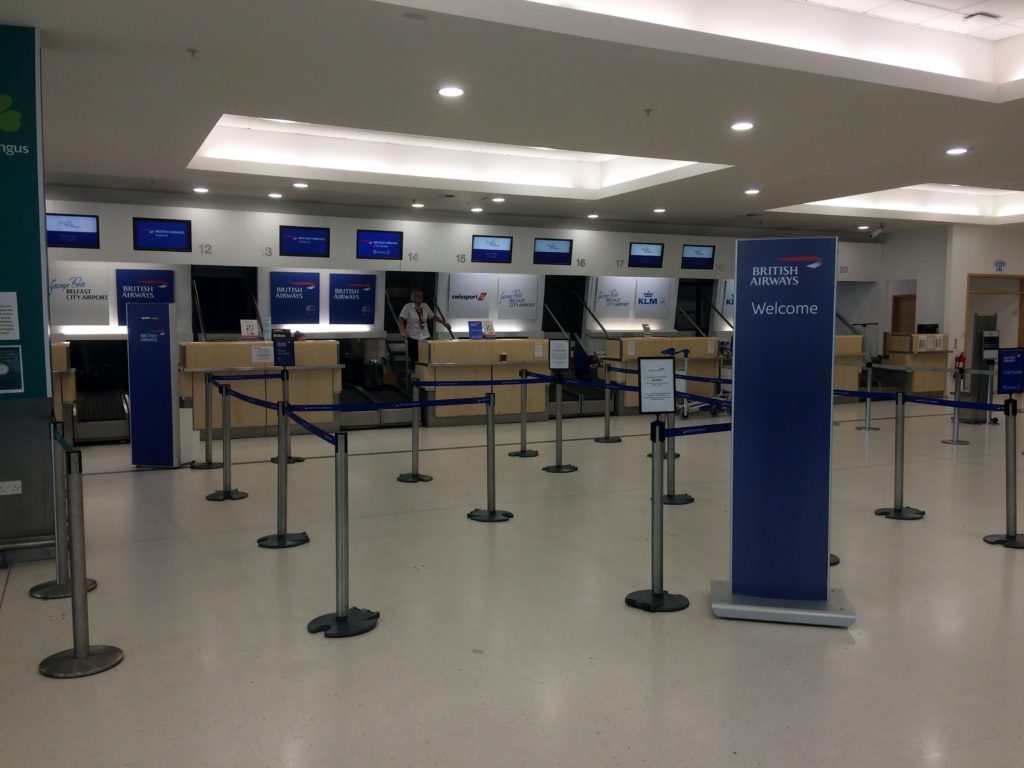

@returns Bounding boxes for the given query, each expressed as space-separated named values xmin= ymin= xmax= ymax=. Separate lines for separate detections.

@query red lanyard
xmin=414 ymin=305 xmax=424 ymax=329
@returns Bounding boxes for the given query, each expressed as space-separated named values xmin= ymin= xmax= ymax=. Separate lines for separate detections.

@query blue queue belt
xmin=414 ymin=377 xmax=554 ymax=387
xmin=833 ymin=389 xmax=897 ymax=400
xmin=210 ymin=373 xmax=283 ymax=382
xmin=288 ymin=396 xmax=490 ymax=413
xmin=664 ymin=422 xmax=733 ymax=438
xmin=904 ymin=394 xmax=1003 ymax=412
xmin=564 ymin=378 xmax=640 ymax=393
xmin=285 ymin=410 xmax=337 ymax=446
xmin=675 ymin=372 xmax=732 ymax=385
xmin=222 ymin=388 xmax=277 ymax=410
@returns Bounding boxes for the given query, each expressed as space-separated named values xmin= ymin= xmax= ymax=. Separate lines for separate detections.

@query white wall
xmin=880 ymin=227 xmax=948 ymax=332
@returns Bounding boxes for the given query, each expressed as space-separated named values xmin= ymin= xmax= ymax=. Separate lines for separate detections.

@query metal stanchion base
xmin=874 ymin=506 xmax=926 ymax=521
xmin=29 ymin=578 xmax=97 ymax=600
xmin=206 ymin=489 xmax=248 ymax=502
xmin=397 ymin=472 xmax=433 ymax=483
xmin=509 ymin=448 xmax=539 ymax=457
xmin=270 ymin=455 xmax=305 ymax=464
xmin=646 ymin=452 xmax=680 ymax=459
xmin=308 ymin=608 xmax=380 ymax=638
xmin=594 ymin=436 xmax=622 ymax=444
xmin=543 ymin=464 xmax=578 ymax=473
xmin=855 ymin=426 xmax=880 ymax=432
xmin=663 ymin=493 xmax=694 ymax=506
xmin=624 ymin=589 xmax=689 ymax=613
xmin=983 ymin=533 xmax=1024 ymax=549
xmin=189 ymin=461 xmax=223 ymax=470
xmin=467 ymin=508 xmax=513 ymax=523
xmin=830 ymin=553 xmax=840 ymax=567
xmin=257 ymin=532 xmax=310 ymax=549
xmin=39 ymin=645 xmax=124 ymax=679
xmin=941 ymin=439 xmax=970 ymax=446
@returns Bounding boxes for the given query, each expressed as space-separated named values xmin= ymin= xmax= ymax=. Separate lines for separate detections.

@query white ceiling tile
xmin=959 ymin=1 xmax=1024 ymax=22
xmin=804 ymin=0 xmax=891 ymax=11
xmin=916 ymin=0 xmax=983 ymax=9
xmin=969 ymin=20 xmax=1024 ymax=36
xmin=921 ymin=11 xmax=1002 ymax=32
xmin=869 ymin=1 xmax=953 ymax=24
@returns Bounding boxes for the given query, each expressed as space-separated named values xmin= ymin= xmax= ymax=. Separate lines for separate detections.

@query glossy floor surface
xmin=1 ymin=403 xmax=1023 ymax=767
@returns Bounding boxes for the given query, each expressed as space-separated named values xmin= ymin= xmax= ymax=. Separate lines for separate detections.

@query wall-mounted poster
xmin=329 ymin=273 xmax=376 ymax=324
xmin=48 ymin=263 xmax=110 ymax=326
xmin=269 ymin=271 xmax=320 ymax=325
xmin=448 ymin=273 xmax=498 ymax=319
xmin=115 ymin=269 xmax=175 ymax=326
xmin=634 ymin=277 xmax=672 ymax=320
xmin=496 ymin=275 xmax=539 ymax=320
xmin=594 ymin=276 xmax=635 ymax=319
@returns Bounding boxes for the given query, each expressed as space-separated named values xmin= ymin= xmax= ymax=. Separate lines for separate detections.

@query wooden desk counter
xmin=603 ymin=336 xmax=721 ymax=408
xmin=886 ymin=334 xmax=949 ymax=393
xmin=834 ymin=335 xmax=863 ymax=392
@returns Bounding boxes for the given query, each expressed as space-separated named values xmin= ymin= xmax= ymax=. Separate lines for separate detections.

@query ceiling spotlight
xmin=857 ymin=225 xmax=870 ymax=231
xmin=731 ymin=121 xmax=755 ymax=131
xmin=268 ymin=192 xmax=283 ymax=199
xmin=192 ymin=186 xmax=209 ymax=194
xmin=653 ymin=208 xmax=666 ymax=213
xmin=439 ymin=85 xmax=465 ymax=98
xmin=587 ymin=213 xmax=600 ymax=219
xmin=744 ymin=188 xmax=761 ymax=195
xmin=292 ymin=182 xmax=309 ymax=189
xmin=470 ymin=207 xmax=484 ymax=213
xmin=946 ymin=146 xmax=970 ymax=156
xmin=490 ymin=197 xmax=506 ymax=203
xmin=411 ymin=200 xmax=425 ymax=208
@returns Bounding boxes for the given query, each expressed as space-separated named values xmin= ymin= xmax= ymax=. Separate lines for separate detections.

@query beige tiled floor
xmin=1 ymin=403 xmax=1022 ymax=767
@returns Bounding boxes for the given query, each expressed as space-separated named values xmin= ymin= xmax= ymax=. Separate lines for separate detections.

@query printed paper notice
xmin=251 ymin=345 xmax=274 ymax=364
xmin=639 ymin=357 xmax=674 ymax=414
xmin=626 ymin=341 xmax=637 ymax=357
xmin=0 ymin=346 xmax=25 ymax=394
xmin=534 ymin=341 xmax=543 ymax=358
xmin=918 ymin=336 xmax=928 ymax=352
xmin=0 ymin=292 xmax=19 ymax=341
xmin=708 ymin=338 xmax=717 ymax=355
xmin=549 ymin=339 xmax=570 ymax=371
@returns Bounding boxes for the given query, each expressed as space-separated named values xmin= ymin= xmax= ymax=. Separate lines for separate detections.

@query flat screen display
xmin=628 ymin=242 xmax=664 ymax=269
xmin=280 ymin=225 xmax=330 ymax=257
xmin=133 ymin=217 xmax=192 ymax=252
xmin=46 ymin=214 xmax=100 ymax=249
xmin=533 ymin=238 xmax=573 ymax=266
xmin=682 ymin=244 xmax=716 ymax=270
xmin=356 ymin=229 xmax=403 ymax=260
xmin=472 ymin=235 xmax=513 ymax=264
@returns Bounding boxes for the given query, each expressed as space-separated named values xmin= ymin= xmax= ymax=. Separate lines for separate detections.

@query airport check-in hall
xmin=3 ymin=1 xmax=1024 ymax=766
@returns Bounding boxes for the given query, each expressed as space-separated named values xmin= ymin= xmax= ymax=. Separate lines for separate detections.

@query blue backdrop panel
xmin=328 ymin=274 xmax=376 ymax=324
xmin=270 ymin=272 xmax=320 ymax=324
xmin=127 ymin=303 xmax=175 ymax=467
xmin=732 ymin=237 xmax=837 ymax=601
xmin=115 ymin=269 xmax=175 ymax=325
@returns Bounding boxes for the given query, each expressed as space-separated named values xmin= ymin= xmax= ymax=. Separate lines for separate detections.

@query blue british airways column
xmin=127 ymin=303 xmax=177 ymax=467
xmin=732 ymin=237 xmax=837 ymax=601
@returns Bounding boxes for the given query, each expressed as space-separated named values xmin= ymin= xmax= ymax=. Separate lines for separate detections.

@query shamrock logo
xmin=0 ymin=95 xmax=22 ymax=133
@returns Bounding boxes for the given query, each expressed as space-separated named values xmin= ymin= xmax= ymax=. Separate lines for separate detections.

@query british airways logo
xmin=749 ymin=256 xmax=823 ymax=286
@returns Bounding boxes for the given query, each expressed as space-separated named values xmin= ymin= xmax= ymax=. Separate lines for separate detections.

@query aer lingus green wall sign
xmin=0 ymin=25 xmax=49 ymax=399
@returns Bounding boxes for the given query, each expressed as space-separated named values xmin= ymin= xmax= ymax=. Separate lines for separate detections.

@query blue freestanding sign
xmin=127 ymin=303 xmax=178 ymax=467
xmin=270 ymin=272 xmax=320 ymax=324
xmin=328 ymin=274 xmax=376 ymax=324
xmin=115 ymin=269 xmax=175 ymax=325
xmin=712 ymin=237 xmax=854 ymax=627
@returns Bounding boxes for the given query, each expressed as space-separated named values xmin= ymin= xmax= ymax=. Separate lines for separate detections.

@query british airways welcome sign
xmin=730 ymin=237 xmax=837 ymax=603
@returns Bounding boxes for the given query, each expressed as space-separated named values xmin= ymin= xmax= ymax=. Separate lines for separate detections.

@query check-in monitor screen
xmin=533 ymin=238 xmax=573 ymax=266
xmin=133 ymin=217 xmax=192 ymax=252
xmin=472 ymin=235 xmax=513 ymax=264
xmin=46 ymin=214 xmax=100 ymax=249
xmin=628 ymin=242 xmax=664 ymax=269
xmin=682 ymin=244 xmax=716 ymax=270
xmin=280 ymin=226 xmax=330 ymax=257
xmin=356 ymin=230 xmax=403 ymax=260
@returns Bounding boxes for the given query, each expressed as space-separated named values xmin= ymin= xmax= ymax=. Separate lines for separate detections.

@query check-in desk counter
xmin=51 ymin=342 xmax=76 ymax=430
xmin=416 ymin=338 xmax=550 ymax=426
xmin=834 ymin=335 xmax=863 ymax=393
xmin=603 ymin=336 xmax=720 ymax=413
xmin=181 ymin=341 xmax=342 ymax=437
xmin=885 ymin=333 xmax=949 ymax=393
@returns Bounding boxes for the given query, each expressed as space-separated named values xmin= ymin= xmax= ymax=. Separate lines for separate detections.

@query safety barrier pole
xmin=31 ymin=422 xmax=97 ymax=599
xmin=856 ymin=363 xmax=879 ymax=432
xmin=663 ymin=411 xmax=694 ymax=505
xmin=398 ymin=384 xmax=432 ymax=482
xmin=874 ymin=390 xmax=926 ymax=521
xmin=206 ymin=384 xmax=248 ymax=502
xmin=625 ymin=418 xmax=689 ymax=613
xmin=544 ymin=374 xmax=578 ymax=473
xmin=594 ymin=363 xmax=621 ymax=444
xmin=942 ymin=368 xmax=969 ymax=446
xmin=469 ymin=393 xmax=513 ymax=522
xmin=510 ymin=369 xmax=539 ymax=457
xmin=984 ymin=398 xmax=1024 ymax=549
xmin=680 ymin=352 xmax=690 ymax=419
xmin=308 ymin=431 xmax=380 ymax=638
xmin=271 ymin=369 xmax=304 ymax=465
xmin=39 ymin=450 xmax=124 ymax=678
xmin=257 ymin=402 xmax=310 ymax=548
xmin=191 ymin=373 xmax=223 ymax=470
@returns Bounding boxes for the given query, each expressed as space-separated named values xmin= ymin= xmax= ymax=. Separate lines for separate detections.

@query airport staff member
xmin=398 ymin=290 xmax=450 ymax=366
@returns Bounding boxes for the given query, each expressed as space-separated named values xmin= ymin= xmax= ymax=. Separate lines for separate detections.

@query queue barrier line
xmin=220 ymin=387 xmax=277 ymax=411
xmin=286 ymin=409 xmax=337 ymax=447
xmin=289 ymin=395 xmax=490 ymax=414
xmin=675 ymin=372 xmax=733 ymax=385
xmin=210 ymin=372 xmax=284 ymax=382
xmin=564 ymin=378 xmax=640 ymax=393
xmin=904 ymin=394 xmax=1002 ymax=413
xmin=833 ymin=389 xmax=897 ymax=401
xmin=414 ymin=376 xmax=554 ymax=388
xmin=664 ymin=422 xmax=733 ymax=439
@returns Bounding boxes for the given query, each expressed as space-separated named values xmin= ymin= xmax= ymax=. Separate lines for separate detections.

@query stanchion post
xmin=257 ymin=402 xmax=310 ymax=548
xmin=206 ymin=384 xmax=248 ymax=502
xmin=469 ymin=393 xmax=513 ymax=522
xmin=544 ymin=374 xmax=578 ymax=473
xmin=271 ymin=369 xmax=305 ymax=465
xmin=856 ymin=363 xmax=880 ymax=432
xmin=398 ymin=383 xmax=433 ymax=482
xmin=985 ymin=398 xmax=1024 ymax=548
xmin=663 ymin=411 xmax=694 ymax=505
xmin=594 ymin=363 xmax=622 ymax=444
xmin=190 ymin=373 xmax=223 ymax=469
xmin=509 ymin=369 xmax=539 ymax=457
xmin=39 ymin=450 xmax=124 ymax=678
xmin=874 ymin=388 xmax=926 ymax=520
xmin=680 ymin=352 xmax=690 ymax=419
xmin=308 ymin=431 xmax=379 ymax=637
xmin=625 ymin=418 xmax=689 ymax=613
xmin=942 ymin=368 xmax=969 ymax=446
xmin=31 ymin=422 xmax=97 ymax=599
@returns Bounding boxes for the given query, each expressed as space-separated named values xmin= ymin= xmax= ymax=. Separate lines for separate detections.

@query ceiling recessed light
xmin=490 ymin=197 xmax=506 ymax=203
xmin=587 ymin=213 xmax=600 ymax=219
xmin=438 ymin=86 xmax=464 ymax=98
xmin=731 ymin=121 xmax=755 ymax=131
xmin=268 ymin=192 xmax=283 ymax=199
xmin=470 ymin=207 xmax=483 ymax=213
xmin=411 ymin=200 xmax=425 ymax=208
xmin=744 ymin=188 xmax=761 ymax=195
xmin=946 ymin=146 xmax=970 ymax=156
xmin=292 ymin=182 xmax=308 ymax=189
xmin=857 ymin=225 xmax=870 ymax=231
xmin=653 ymin=207 xmax=666 ymax=213
xmin=192 ymin=186 xmax=209 ymax=194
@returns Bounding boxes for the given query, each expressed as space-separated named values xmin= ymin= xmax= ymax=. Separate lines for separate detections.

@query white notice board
xmin=639 ymin=356 xmax=675 ymax=414
xmin=549 ymin=339 xmax=570 ymax=371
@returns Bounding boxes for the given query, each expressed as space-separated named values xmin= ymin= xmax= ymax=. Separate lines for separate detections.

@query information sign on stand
xmin=467 ymin=321 xmax=484 ymax=340
xmin=998 ymin=348 xmax=1024 ymax=394
xmin=127 ymin=303 xmax=179 ymax=467
xmin=549 ymin=339 xmax=570 ymax=371
xmin=272 ymin=329 xmax=295 ymax=368
xmin=638 ymin=357 xmax=675 ymax=414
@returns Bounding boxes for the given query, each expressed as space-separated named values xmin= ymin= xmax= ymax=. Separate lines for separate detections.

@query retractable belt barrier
xmin=210 ymin=372 xmax=284 ymax=382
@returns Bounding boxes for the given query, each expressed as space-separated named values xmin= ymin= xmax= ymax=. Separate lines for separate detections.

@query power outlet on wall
xmin=0 ymin=480 xmax=23 ymax=496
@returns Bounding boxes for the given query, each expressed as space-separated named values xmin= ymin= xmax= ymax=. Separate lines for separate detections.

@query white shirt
xmin=399 ymin=302 xmax=435 ymax=340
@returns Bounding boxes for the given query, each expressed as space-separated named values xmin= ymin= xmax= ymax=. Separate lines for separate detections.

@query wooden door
xmin=891 ymin=294 xmax=916 ymax=333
